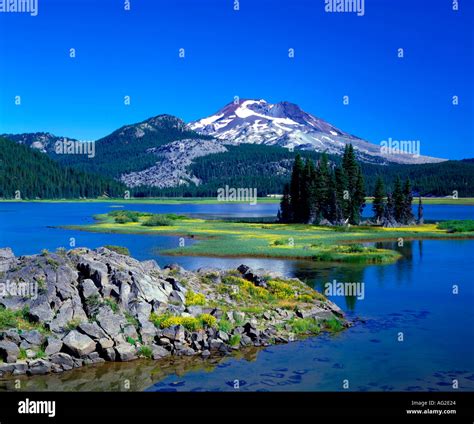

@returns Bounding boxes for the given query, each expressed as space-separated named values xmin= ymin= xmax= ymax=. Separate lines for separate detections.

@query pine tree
xmin=327 ymin=172 xmax=340 ymax=223
xmin=372 ymin=176 xmax=385 ymax=222
xmin=383 ymin=192 xmax=395 ymax=224
xmin=417 ymin=196 xmax=424 ymax=224
xmin=392 ymin=176 xmax=404 ymax=223
xmin=335 ymin=166 xmax=348 ymax=221
xmin=402 ymin=177 xmax=415 ymax=224
xmin=351 ymin=167 xmax=366 ymax=224
xmin=289 ymin=154 xmax=305 ymax=222
xmin=279 ymin=183 xmax=292 ymax=223
xmin=315 ymin=153 xmax=330 ymax=221
xmin=302 ymin=158 xmax=317 ymax=223
xmin=341 ymin=144 xmax=365 ymax=224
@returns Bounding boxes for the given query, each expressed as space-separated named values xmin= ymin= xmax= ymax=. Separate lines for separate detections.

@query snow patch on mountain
xmin=188 ymin=99 xmax=445 ymax=165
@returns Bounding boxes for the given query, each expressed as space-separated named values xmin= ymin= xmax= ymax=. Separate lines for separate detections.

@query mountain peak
xmin=188 ymin=99 xmax=445 ymax=165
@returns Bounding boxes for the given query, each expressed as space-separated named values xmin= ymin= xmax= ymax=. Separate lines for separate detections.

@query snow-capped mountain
xmin=189 ymin=99 xmax=445 ymax=165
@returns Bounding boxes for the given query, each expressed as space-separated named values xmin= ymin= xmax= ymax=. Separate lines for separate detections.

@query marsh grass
xmin=68 ymin=212 xmax=474 ymax=264
xmin=437 ymin=220 xmax=474 ymax=233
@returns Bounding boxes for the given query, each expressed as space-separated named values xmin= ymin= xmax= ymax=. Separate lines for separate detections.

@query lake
xmin=0 ymin=202 xmax=473 ymax=391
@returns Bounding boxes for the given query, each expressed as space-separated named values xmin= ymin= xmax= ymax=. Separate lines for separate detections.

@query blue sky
xmin=0 ymin=0 xmax=472 ymax=159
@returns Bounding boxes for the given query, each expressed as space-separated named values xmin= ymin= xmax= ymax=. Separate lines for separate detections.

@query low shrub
xmin=138 ymin=345 xmax=153 ymax=359
xmin=185 ymin=290 xmax=206 ymax=306
xmin=141 ymin=215 xmax=172 ymax=227
xmin=104 ymin=245 xmax=130 ymax=256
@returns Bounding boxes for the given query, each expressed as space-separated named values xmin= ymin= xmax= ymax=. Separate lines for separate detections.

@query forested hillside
xmin=146 ymin=145 xmax=474 ymax=197
xmin=55 ymin=115 xmax=211 ymax=179
xmin=0 ymin=138 xmax=126 ymax=199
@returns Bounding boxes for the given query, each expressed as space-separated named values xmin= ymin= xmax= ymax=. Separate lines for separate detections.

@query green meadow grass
xmin=64 ymin=212 xmax=474 ymax=264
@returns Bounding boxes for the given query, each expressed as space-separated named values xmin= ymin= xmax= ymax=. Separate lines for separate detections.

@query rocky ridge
xmin=119 ymin=138 xmax=228 ymax=188
xmin=0 ymin=247 xmax=346 ymax=378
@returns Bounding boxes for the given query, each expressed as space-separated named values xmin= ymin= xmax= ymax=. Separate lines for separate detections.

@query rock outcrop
xmin=0 ymin=247 xmax=346 ymax=378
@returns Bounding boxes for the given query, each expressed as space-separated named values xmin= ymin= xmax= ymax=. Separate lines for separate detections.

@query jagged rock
xmin=0 ymin=363 xmax=15 ymax=377
xmin=0 ymin=329 xmax=21 ymax=344
xmin=27 ymin=359 xmax=51 ymax=375
xmin=161 ymin=325 xmax=185 ymax=342
xmin=78 ymin=322 xmax=108 ymax=340
xmin=98 ymin=338 xmax=114 ymax=350
xmin=168 ymin=290 xmax=185 ymax=305
xmin=243 ymin=323 xmax=260 ymax=341
xmin=141 ymin=259 xmax=160 ymax=272
xmin=217 ymin=331 xmax=229 ymax=342
xmin=209 ymin=339 xmax=224 ymax=351
xmin=80 ymin=278 xmax=99 ymax=299
xmin=296 ymin=306 xmax=334 ymax=320
xmin=115 ymin=344 xmax=137 ymax=362
xmin=55 ymin=266 xmax=79 ymax=300
xmin=240 ymin=335 xmax=252 ymax=346
xmin=0 ymin=340 xmax=20 ymax=363
xmin=96 ymin=307 xmax=122 ymax=338
xmin=49 ymin=300 xmax=74 ymax=333
xmin=20 ymin=330 xmax=45 ymax=347
xmin=0 ymin=247 xmax=345 ymax=378
xmin=19 ymin=340 xmax=31 ymax=350
xmin=12 ymin=361 xmax=28 ymax=375
xmin=62 ymin=330 xmax=96 ymax=357
xmin=50 ymin=353 xmax=74 ymax=371
xmin=101 ymin=347 xmax=116 ymax=361
xmin=25 ymin=349 xmax=36 ymax=359
xmin=131 ymin=274 xmax=169 ymax=304
xmin=175 ymin=346 xmax=196 ymax=356
xmin=0 ymin=247 xmax=15 ymax=272
xmin=77 ymin=259 xmax=109 ymax=290
xmin=29 ymin=299 xmax=54 ymax=323
xmin=132 ymin=301 xmax=152 ymax=326
xmin=186 ymin=305 xmax=203 ymax=316
xmin=166 ymin=304 xmax=186 ymax=315
xmin=237 ymin=264 xmax=267 ymax=288
xmin=139 ymin=322 xmax=156 ymax=345
xmin=151 ymin=345 xmax=170 ymax=360
xmin=123 ymin=324 xmax=139 ymax=340
xmin=45 ymin=337 xmax=63 ymax=356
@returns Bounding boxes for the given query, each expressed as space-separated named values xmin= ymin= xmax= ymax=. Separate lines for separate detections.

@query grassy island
xmin=64 ymin=211 xmax=474 ymax=264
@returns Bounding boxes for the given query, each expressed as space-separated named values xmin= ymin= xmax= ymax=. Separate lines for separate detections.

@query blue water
xmin=1 ymin=202 xmax=473 ymax=391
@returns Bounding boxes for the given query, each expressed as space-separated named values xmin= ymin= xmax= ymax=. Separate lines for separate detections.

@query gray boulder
xmin=96 ymin=307 xmax=122 ymax=338
xmin=0 ymin=340 xmax=20 ymax=363
xmin=49 ymin=300 xmax=74 ymax=333
xmin=45 ymin=337 xmax=63 ymax=356
xmin=150 ymin=345 xmax=170 ymax=360
xmin=50 ymin=353 xmax=74 ymax=371
xmin=78 ymin=322 xmax=108 ymax=340
xmin=27 ymin=359 xmax=52 ymax=375
xmin=20 ymin=330 xmax=45 ymax=347
xmin=115 ymin=344 xmax=137 ymax=362
xmin=0 ymin=247 xmax=15 ymax=272
xmin=62 ymin=330 xmax=96 ymax=357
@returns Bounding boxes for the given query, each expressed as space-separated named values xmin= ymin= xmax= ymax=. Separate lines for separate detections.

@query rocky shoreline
xmin=0 ymin=247 xmax=346 ymax=379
